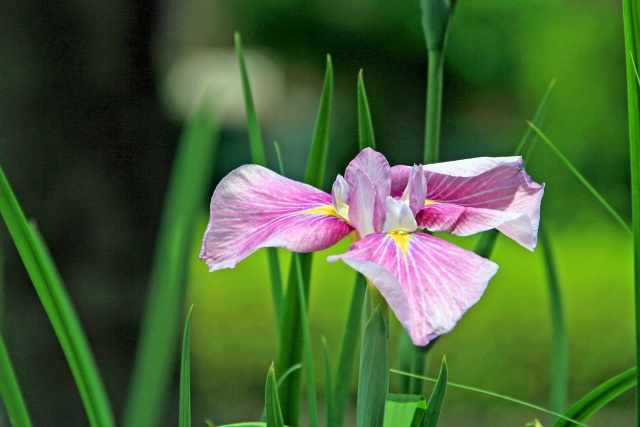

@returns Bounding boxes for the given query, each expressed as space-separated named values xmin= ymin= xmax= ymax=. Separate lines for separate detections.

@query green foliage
xmin=327 ymin=274 xmax=366 ymax=427
xmin=358 ymin=71 xmax=376 ymax=151
xmin=179 ymin=306 xmax=194 ymax=427
xmin=622 ymin=0 xmax=640 ymax=419
xmin=123 ymin=98 xmax=219 ymax=427
xmin=0 ymin=333 xmax=33 ymax=427
xmin=384 ymin=394 xmax=426 ymax=427
xmin=421 ymin=357 xmax=448 ymax=427
xmin=265 ymin=364 xmax=285 ymax=427
xmin=0 ymin=166 xmax=115 ymax=427
xmin=553 ymin=367 xmax=636 ymax=427
xmin=357 ymin=307 xmax=390 ymax=427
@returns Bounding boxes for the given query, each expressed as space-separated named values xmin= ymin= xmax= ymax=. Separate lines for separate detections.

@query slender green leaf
xmin=421 ymin=356 xmax=448 ymax=427
xmin=0 ymin=166 xmax=115 ymax=427
xmin=277 ymin=56 xmax=332 ymax=425
xmin=235 ymin=33 xmax=283 ymax=330
xmin=294 ymin=254 xmax=318 ymax=427
xmin=321 ymin=337 xmax=333 ymax=427
xmin=539 ymin=226 xmax=568 ymax=416
xmin=383 ymin=394 xmax=425 ymax=427
xmin=266 ymin=363 xmax=285 ymax=427
xmin=179 ymin=305 xmax=194 ymax=427
xmin=390 ymin=369 xmax=586 ymax=426
xmin=327 ymin=274 xmax=366 ymax=427
xmin=304 ymin=55 xmax=333 ymax=189
xmin=358 ymin=71 xmax=376 ymax=151
xmin=0 ymin=333 xmax=33 ymax=427
xmin=357 ymin=307 xmax=390 ymax=427
xmin=423 ymin=49 xmax=444 ymax=165
xmin=529 ymin=122 xmax=632 ymax=235
xmin=552 ymin=367 xmax=636 ymax=427
xmin=622 ymin=0 xmax=640 ymax=418
xmin=274 ymin=142 xmax=286 ymax=176
xmin=473 ymin=79 xmax=556 ymax=259
xmin=124 ymin=99 xmax=218 ymax=427
xmin=261 ymin=363 xmax=303 ymax=423
xmin=235 ymin=32 xmax=266 ymax=166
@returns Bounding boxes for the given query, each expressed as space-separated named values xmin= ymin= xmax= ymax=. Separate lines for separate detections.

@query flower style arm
xmin=200 ymin=165 xmax=353 ymax=272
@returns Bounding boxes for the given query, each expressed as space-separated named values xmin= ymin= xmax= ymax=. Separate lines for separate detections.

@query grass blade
xmin=235 ymin=33 xmax=283 ymax=329
xmin=552 ymin=367 xmax=636 ymax=427
xmin=327 ymin=274 xmax=366 ymax=427
xmin=304 ymin=55 xmax=333 ymax=189
xmin=622 ymin=0 xmax=640 ymax=419
xmin=390 ymin=369 xmax=587 ymax=426
xmin=539 ymin=225 xmax=568 ymax=416
xmin=357 ymin=307 xmax=390 ymax=427
xmin=0 ymin=333 xmax=33 ymax=427
xmin=321 ymin=337 xmax=333 ymax=427
xmin=266 ymin=363 xmax=286 ymax=427
xmin=421 ymin=357 xmax=448 ymax=427
xmin=0 ymin=166 xmax=115 ymax=427
xmin=179 ymin=306 xmax=194 ymax=427
xmin=277 ymin=56 xmax=332 ymax=425
xmin=124 ymin=100 xmax=219 ymax=427
xmin=358 ymin=71 xmax=376 ymax=151
xmin=528 ymin=122 xmax=632 ymax=235
xmin=294 ymin=254 xmax=318 ymax=427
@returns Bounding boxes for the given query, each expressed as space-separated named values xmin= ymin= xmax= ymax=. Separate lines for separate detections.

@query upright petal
xmin=344 ymin=148 xmax=391 ymax=214
xmin=400 ymin=165 xmax=427 ymax=216
xmin=347 ymin=169 xmax=382 ymax=237
xmin=200 ymin=165 xmax=352 ymax=271
xmin=328 ymin=232 xmax=498 ymax=346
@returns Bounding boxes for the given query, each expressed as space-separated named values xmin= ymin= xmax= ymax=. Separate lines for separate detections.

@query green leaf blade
xmin=383 ymin=394 xmax=425 ymax=427
xmin=0 ymin=333 xmax=33 ymax=427
xmin=421 ymin=356 xmax=448 ymax=427
xmin=266 ymin=364 xmax=285 ymax=427
xmin=0 ymin=166 xmax=115 ymax=427
xmin=358 ymin=71 xmax=376 ymax=151
xmin=123 ymin=100 xmax=219 ymax=427
xmin=304 ymin=56 xmax=333 ymax=189
xmin=357 ymin=307 xmax=390 ymax=427
xmin=179 ymin=306 xmax=194 ymax=427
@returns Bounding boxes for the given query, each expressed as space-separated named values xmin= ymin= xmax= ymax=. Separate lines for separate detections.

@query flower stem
xmin=424 ymin=48 xmax=445 ymax=165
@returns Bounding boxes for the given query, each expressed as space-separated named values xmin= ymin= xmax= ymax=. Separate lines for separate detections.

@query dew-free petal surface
xmin=200 ymin=165 xmax=352 ymax=271
xmin=328 ymin=232 xmax=498 ymax=346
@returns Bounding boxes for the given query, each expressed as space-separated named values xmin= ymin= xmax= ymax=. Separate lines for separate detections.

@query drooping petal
xmin=200 ymin=165 xmax=352 ymax=271
xmin=400 ymin=165 xmax=427 ymax=216
xmin=344 ymin=148 xmax=391 ymax=216
xmin=347 ymin=169 xmax=383 ymax=237
xmin=392 ymin=157 xmax=544 ymax=250
xmin=328 ymin=232 xmax=498 ymax=346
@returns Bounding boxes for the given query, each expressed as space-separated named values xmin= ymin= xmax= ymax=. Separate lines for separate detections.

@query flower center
xmin=382 ymin=196 xmax=417 ymax=234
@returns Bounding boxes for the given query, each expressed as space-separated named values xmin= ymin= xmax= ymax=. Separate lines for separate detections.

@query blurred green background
xmin=0 ymin=0 xmax=634 ymax=425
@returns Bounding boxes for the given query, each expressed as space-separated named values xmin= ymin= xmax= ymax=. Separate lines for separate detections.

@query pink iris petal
xmin=200 ymin=165 xmax=352 ymax=272
xmin=391 ymin=157 xmax=544 ymax=250
xmin=347 ymin=169 xmax=383 ymax=237
xmin=331 ymin=174 xmax=350 ymax=217
xmin=328 ymin=232 xmax=498 ymax=346
xmin=344 ymin=147 xmax=391 ymax=218
xmin=401 ymin=165 xmax=427 ymax=216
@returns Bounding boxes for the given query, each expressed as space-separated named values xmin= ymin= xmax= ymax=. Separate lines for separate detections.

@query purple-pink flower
xmin=200 ymin=148 xmax=544 ymax=345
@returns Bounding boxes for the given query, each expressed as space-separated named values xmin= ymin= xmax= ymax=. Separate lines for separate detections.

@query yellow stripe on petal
xmin=299 ymin=204 xmax=349 ymax=223
xmin=424 ymin=199 xmax=438 ymax=206
xmin=388 ymin=232 xmax=412 ymax=262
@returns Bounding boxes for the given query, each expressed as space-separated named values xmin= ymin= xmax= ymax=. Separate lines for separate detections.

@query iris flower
xmin=200 ymin=148 xmax=543 ymax=345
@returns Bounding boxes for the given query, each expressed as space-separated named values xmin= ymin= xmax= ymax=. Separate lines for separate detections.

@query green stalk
xmin=179 ymin=306 xmax=194 ymax=427
xmin=423 ymin=49 xmax=445 ymax=165
xmin=539 ymin=225 xmax=567 ymax=416
xmin=0 ymin=333 xmax=33 ymax=427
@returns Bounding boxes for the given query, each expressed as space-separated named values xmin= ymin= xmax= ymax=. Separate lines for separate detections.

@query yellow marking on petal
xmin=388 ymin=232 xmax=412 ymax=262
xmin=299 ymin=204 xmax=350 ymax=224
xmin=424 ymin=199 xmax=438 ymax=206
